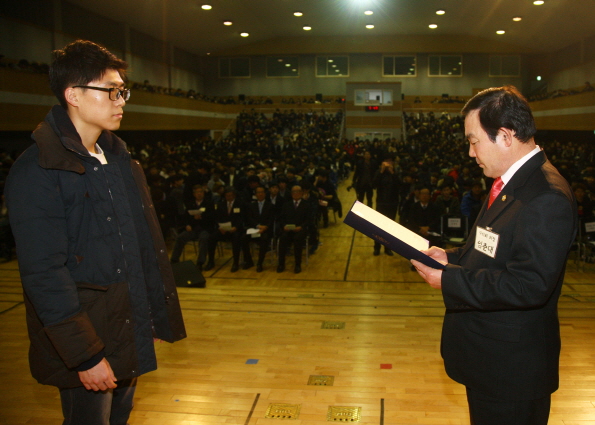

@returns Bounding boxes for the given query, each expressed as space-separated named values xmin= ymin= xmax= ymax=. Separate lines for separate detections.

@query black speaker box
xmin=315 ymin=93 xmax=322 ymax=101
xmin=239 ymin=94 xmax=245 ymax=101
xmin=171 ymin=261 xmax=206 ymax=288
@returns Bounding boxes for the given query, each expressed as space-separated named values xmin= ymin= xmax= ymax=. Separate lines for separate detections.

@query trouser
xmin=60 ymin=378 xmax=137 ymax=425
xmin=209 ymin=230 xmax=243 ymax=265
xmin=356 ymin=185 xmax=374 ymax=207
xmin=243 ymin=231 xmax=271 ymax=265
xmin=466 ymin=387 xmax=550 ymax=425
xmin=170 ymin=228 xmax=210 ymax=264
xmin=278 ymin=229 xmax=307 ymax=267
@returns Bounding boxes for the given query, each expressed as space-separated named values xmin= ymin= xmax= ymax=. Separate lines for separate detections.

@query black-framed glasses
xmin=72 ymin=85 xmax=131 ymax=101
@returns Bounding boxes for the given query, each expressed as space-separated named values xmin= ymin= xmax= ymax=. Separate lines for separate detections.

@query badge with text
xmin=475 ymin=226 xmax=499 ymax=258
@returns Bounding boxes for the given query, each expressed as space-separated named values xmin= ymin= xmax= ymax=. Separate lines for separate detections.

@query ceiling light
xmin=303 ymin=26 xmax=312 ymax=31
xmin=496 ymin=30 xmax=505 ymax=35
xmin=201 ymin=4 xmax=212 ymax=10
xmin=429 ymin=24 xmax=438 ymax=29
xmin=436 ymin=10 xmax=445 ymax=15
xmin=364 ymin=10 xmax=373 ymax=15
xmin=533 ymin=0 xmax=544 ymax=4
xmin=285 ymin=64 xmax=291 ymax=67
xmin=512 ymin=16 xmax=522 ymax=22
xmin=294 ymin=11 xmax=303 ymax=17
xmin=240 ymin=32 xmax=249 ymax=37
xmin=328 ymin=59 xmax=334 ymax=63
xmin=366 ymin=24 xmax=374 ymax=29
xmin=223 ymin=21 xmax=233 ymax=26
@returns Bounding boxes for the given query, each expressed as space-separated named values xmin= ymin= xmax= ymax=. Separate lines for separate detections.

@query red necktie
xmin=488 ymin=177 xmax=504 ymax=209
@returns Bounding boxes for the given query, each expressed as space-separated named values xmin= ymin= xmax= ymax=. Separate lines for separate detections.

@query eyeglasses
xmin=72 ymin=85 xmax=131 ymax=101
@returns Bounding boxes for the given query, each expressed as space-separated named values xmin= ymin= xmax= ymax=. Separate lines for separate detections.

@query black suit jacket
xmin=245 ymin=200 xmax=275 ymax=230
xmin=215 ymin=198 xmax=245 ymax=230
xmin=280 ymin=199 xmax=311 ymax=229
xmin=440 ymin=151 xmax=577 ymax=400
xmin=183 ymin=198 xmax=216 ymax=232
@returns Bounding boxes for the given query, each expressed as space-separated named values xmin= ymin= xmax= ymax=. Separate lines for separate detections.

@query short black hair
xmin=461 ymin=86 xmax=536 ymax=143
xmin=49 ymin=40 xmax=128 ymax=108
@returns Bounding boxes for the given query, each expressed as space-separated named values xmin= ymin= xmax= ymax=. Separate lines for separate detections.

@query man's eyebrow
xmin=105 ymin=81 xmax=125 ymax=88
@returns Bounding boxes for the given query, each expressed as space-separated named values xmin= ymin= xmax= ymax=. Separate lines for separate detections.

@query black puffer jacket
xmin=6 ymin=106 xmax=186 ymax=388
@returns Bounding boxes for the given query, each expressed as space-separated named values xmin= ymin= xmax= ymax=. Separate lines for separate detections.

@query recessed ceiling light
xmin=364 ymin=10 xmax=374 ymax=15
xmin=201 ymin=4 xmax=212 ymax=10
xmin=303 ymin=26 xmax=312 ymax=31
xmin=512 ymin=16 xmax=522 ymax=22
xmin=436 ymin=10 xmax=446 ymax=15
xmin=240 ymin=32 xmax=249 ymax=37
xmin=366 ymin=24 xmax=375 ymax=29
xmin=328 ymin=59 xmax=334 ymax=63
xmin=285 ymin=64 xmax=291 ymax=67
xmin=496 ymin=30 xmax=505 ymax=35
xmin=294 ymin=11 xmax=303 ymax=17
xmin=429 ymin=24 xmax=438 ymax=29
xmin=533 ymin=0 xmax=544 ymax=4
xmin=223 ymin=21 xmax=233 ymax=26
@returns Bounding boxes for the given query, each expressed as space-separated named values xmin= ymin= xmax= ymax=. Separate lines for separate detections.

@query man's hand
xmin=411 ymin=246 xmax=448 ymax=289
xmin=78 ymin=358 xmax=117 ymax=391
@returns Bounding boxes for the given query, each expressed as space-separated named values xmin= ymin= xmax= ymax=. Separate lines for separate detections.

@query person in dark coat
xmin=5 ymin=40 xmax=186 ymax=425
xmin=242 ymin=186 xmax=275 ymax=272
xmin=204 ymin=187 xmax=247 ymax=272
xmin=372 ymin=156 xmax=401 ymax=255
xmin=413 ymin=86 xmax=577 ymax=425
xmin=170 ymin=184 xmax=216 ymax=269
xmin=277 ymin=185 xmax=311 ymax=274
xmin=407 ymin=187 xmax=442 ymax=247
xmin=351 ymin=150 xmax=377 ymax=207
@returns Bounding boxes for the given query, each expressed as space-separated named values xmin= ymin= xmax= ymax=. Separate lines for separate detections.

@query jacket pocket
xmin=76 ymin=281 xmax=133 ymax=357
xmin=466 ymin=316 xmax=521 ymax=343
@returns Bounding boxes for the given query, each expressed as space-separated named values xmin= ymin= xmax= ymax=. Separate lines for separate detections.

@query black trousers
xmin=356 ymin=184 xmax=374 ymax=207
xmin=466 ymin=387 xmax=551 ymax=425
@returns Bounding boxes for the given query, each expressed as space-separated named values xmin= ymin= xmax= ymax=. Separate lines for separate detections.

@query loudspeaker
xmin=315 ymin=93 xmax=322 ymax=101
xmin=239 ymin=94 xmax=245 ymax=101
xmin=171 ymin=261 xmax=206 ymax=288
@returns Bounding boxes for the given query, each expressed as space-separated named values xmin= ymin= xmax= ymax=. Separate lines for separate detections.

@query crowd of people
xmin=528 ymin=81 xmax=594 ymax=102
xmin=1 ymin=91 xmax=595 ymax=265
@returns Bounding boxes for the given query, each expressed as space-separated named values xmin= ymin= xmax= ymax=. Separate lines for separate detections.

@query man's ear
xmin=497 ymin=127 xmax=515 ymax=148
xmin=64 ymin=87 xmax=79 ymax=108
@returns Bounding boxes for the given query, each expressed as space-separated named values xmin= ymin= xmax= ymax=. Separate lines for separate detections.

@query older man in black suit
xmin=243 ymin=186 xmax=274 ymax=272
xmin=412 ymin=86 xmax=577 ymax=425
xmin=204 ymin=187 xmax=246 ymax=272
xmin=277 ymin=185 xmax=311 ymax=274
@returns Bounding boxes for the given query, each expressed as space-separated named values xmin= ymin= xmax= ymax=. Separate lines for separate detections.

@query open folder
xmin=343 ymin=201 xmax=446 ymax=269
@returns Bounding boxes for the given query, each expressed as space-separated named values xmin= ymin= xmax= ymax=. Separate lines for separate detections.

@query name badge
xmin=233 ymin=207 xmax=240 ymax=213
xmin=475 ymin=226 xmax=499 ymax=258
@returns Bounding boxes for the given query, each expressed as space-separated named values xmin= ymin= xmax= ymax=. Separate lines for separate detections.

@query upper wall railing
xmin=1 ymin=69 xmax=593 ymax=133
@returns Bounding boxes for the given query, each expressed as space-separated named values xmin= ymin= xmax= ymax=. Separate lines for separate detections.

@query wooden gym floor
xmin=0 ymin=183 xmax=594 ymax=425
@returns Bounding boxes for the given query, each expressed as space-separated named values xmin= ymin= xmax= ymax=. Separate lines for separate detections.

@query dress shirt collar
xmin=500 ymin=145 xmax=541 ymax=186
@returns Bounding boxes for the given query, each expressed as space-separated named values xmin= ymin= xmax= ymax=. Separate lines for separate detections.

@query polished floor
xmin=1 ymin=184 xmax=594 ymax=425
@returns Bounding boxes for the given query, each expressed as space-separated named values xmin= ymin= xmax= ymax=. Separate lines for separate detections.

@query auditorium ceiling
xmin=71 ymin=0 xmax=595 ymax=56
